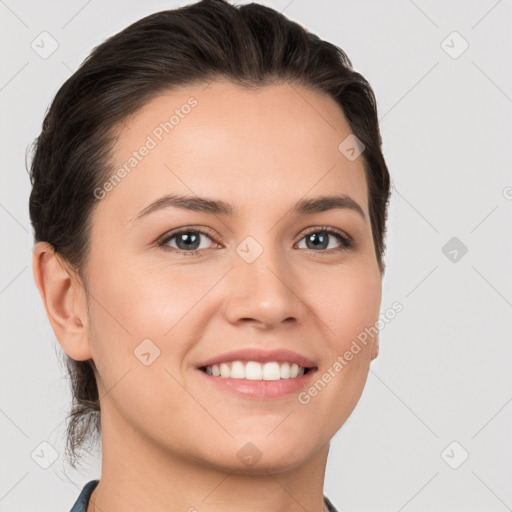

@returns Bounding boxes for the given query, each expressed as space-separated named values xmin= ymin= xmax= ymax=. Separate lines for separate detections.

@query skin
xmin=33 ymin=79 xmax=382 ymax=512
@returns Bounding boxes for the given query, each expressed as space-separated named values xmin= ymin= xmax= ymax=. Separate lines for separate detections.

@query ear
xmin=32 ymin=241 xmax=93 ymax=361
xmin=370 ymin=333 xmax=379 ymax=361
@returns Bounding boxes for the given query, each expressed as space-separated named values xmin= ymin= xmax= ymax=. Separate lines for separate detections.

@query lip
xmin=196 ymin=347 xmax=318 ymax=370
xmin=197 ymin=366 xmax=318 ymax=399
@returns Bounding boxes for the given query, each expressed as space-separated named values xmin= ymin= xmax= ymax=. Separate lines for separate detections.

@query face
xmin=82 ymin=80 xmax=382 ymax=472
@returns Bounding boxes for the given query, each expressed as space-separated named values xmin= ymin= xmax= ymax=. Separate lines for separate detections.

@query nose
xmin=222 ymin=243 xmax=308 ymax=329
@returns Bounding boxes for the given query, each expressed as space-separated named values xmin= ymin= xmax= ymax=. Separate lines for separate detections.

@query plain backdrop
xmin=1 ymin=1 xmax=511 ymax=511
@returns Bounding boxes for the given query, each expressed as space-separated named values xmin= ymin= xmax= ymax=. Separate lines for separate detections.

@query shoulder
xmin=69 ymin=480 xmax=99 ymax=512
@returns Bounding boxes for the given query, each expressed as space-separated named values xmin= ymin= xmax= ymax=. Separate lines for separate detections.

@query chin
xmin=202 ymin=436 xmax=319 ymax=475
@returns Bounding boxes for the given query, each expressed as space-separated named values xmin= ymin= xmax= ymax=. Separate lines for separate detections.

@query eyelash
xmin=158 ymin=226 xmax=353 ymax=256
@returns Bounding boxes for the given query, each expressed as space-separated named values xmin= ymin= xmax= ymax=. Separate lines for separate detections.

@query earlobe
xmin=32 ymin=241 xmax=93 ymax=361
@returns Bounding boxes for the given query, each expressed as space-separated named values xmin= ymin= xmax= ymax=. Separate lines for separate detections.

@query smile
xmin=200 ymin=360 xmax=314 ymax=380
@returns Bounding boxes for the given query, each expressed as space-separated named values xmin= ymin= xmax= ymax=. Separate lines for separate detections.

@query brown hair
xmin=28 ymin=0 xmax=391 ymax=468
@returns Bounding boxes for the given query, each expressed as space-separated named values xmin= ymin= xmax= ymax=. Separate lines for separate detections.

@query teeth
xmin=231 ymin=360 xmax=245 ymax=378
xmin=203 ymin=361 xmax=308 ymax=380
xmin=220 ymin=363 xmax=230 ymax=378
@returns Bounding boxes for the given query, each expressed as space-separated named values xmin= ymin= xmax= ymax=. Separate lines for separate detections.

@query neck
xmin=88 ymin=404 xmax=330 ymax=512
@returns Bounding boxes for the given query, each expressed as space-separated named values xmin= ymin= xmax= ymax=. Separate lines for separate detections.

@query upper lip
xmin=197 ymin=348 xmax=318 ymax=369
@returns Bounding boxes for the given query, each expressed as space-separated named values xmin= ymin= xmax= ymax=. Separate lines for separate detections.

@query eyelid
xmin=298 ymin=225 xmax=352 ymax=244
xmin=158 ymin=225 xmax=353 ymax=253
xmin=158 ymin=225 xmax=220 ymax=247
xmin=296 ymin=225 xmax=354 ymax=252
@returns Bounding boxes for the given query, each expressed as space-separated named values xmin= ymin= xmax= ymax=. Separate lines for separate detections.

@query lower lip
xmin=197 ymin=368 xmax=318 ymax=399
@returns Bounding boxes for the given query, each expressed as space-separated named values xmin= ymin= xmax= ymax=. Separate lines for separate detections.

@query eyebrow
xmin=132 ymin=193 xmax=366 ymax=222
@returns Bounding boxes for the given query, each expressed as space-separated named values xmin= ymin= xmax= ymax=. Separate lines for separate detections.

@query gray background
xmin=1 ymin=0 xmax=511 ymax=511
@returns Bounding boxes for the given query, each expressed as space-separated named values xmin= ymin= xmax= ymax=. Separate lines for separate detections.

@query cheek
xmin=305 ymin=265 xmax=381 ymax=419
xmin=85 ymin=254 xmax=220 ymax=381
xmin=86 ymin=254 xmax=193 ymax=337
xmin=310 ymin=263 xmax=382 ymax=348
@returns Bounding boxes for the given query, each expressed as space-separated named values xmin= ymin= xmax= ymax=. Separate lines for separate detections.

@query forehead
xmin=101 ymin=80 xmax=369 ymax=222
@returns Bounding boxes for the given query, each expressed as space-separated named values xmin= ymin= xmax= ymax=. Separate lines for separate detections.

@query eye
xmin=158 ymin=225 xmax=353 ymax=256
xmin=159 ymin=227 xmax=219 ymax=255
xmin=296 ymin=226 xmax=353 ymax=252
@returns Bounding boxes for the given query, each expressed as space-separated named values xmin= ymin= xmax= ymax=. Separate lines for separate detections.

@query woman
xmin=29 ymin=0 xmax=391 ymax=510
